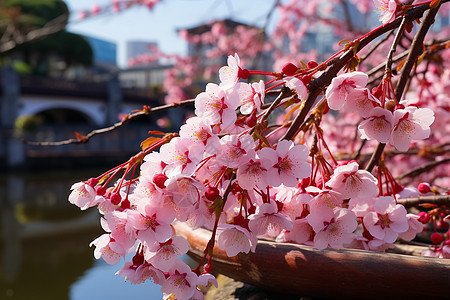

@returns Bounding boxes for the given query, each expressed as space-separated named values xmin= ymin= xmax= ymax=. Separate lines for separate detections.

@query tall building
xmin=84 ymin=35 xmax=118 ymax=66
xmin=126 ymin=41 xmax=159 ymax=67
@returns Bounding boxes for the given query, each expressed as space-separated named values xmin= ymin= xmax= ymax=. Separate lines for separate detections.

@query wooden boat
xmin=174 ymin=222 xmax=450 ymax=299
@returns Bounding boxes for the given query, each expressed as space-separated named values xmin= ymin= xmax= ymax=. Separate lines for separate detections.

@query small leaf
xmin=419 ymin=203 xmax=439 ymax=208
xmin=283 ymin=102 xmax=303 ymax=121
xmin=396 ymin=58 xmax=406 ymax=72
xmin=140 ymin=136 xmax=161 ymax=150
xmin=147 ymin=130 xmax=165 ymax=135
xmin=430 ymin=0 xmax=441 ymax=9
xmin=74 ymin=132 xmax=87 ymax=142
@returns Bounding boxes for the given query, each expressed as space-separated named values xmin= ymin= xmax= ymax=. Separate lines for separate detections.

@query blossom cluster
xmin=65 ymin=52 xmax=450 ymax=299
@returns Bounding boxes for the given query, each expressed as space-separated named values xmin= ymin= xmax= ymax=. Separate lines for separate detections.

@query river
xmin=0 ymin=168 xmax=190 ymax=300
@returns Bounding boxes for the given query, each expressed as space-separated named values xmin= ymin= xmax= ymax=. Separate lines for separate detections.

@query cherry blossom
xmin=179 ymin=117 xmax=220 ymax=151
xmin=284 ymin=76 xmax=308 ymax=101
xmin=259 ymin=140 xmax=311 ymax=187
xmin=68 ymin=181 xmax=98 ymax=210
xmin=217 ymin=224 xmax=257 ymax=257
xmin=216 ymin=134 xmax=256 ymax=168
xmin=358 ymin=107 xmax=394 ymax=143
xmin=145 ymin=236 xmax=190 ymax=272
xmin=219 ymin=53 xmax=247 ymax=88
xmin=159 ymin=137 xmax=203 ymax=176
xmin=325 ymin=71 xmax=368 ymax=111
xmin=310 ymin=207 xmax=358 ymax=250
xmin=161 ymin=261 xmax=199 ymax=300
xmin=194 ymin=83 xmax=240 ymax=129
xmin=90 ymin=234 xmax=125 ymax=265
xmin=248 ymin=202 xmax=293 ymax=238
xmin=165 ymin=175 xmax=205 ymax=208
xmin=128 ymin=204 xmax=175 ymax=244
xmin=374 ymin=0 xmax=399 ymax=24
xmin=326 ymin=161 xmax=378 ymax=199
xmin=234 ymin=80 xmax=265 ymax=115
xmin=363 ymin=196 xmax=409 ymax=243
xmin=389 ymin=107 xmax=435 ymax=151
xmin=116 ymin=260 xmax=165 ymax=285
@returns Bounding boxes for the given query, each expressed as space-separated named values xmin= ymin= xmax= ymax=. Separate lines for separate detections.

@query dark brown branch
xmin=22 ymin=99 xmax=195 ymax=146
xmin=396 ymin=157 xmax=450 ymax=180
xmin=398 ymin=194 xmax=450 ymax=208
xmin=365 ymin=3 xmax=443 ymax=172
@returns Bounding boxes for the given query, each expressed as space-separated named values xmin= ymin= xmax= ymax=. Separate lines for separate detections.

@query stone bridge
xmin=0 ymin=67 xmax=184 ymax=169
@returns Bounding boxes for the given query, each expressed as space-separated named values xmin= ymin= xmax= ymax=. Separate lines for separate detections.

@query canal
xmin=0 ymin=168 xmax=186 ymax=300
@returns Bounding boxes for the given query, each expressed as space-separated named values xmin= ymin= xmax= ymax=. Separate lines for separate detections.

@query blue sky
xmin=65 ymin=0 xmax=280 ymax=67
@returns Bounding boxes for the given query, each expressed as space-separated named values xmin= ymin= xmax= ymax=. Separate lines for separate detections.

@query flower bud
xmin=417 ymin=212 xmax=430 ymax=224
xmin=417 ymin=183 xmax=432 ymax=194
xmin=282 ymin=63 xmax=298 ymax=76
xmin=95 ymin=185 xmax=106 ymax=196
xmin=153 ymin=173 xmax=168 ymax=189
xmin=307 ymin=61 xmax=319 ymax=69
xmin=431 ymin=232 xmax=444 ymax=244
xmin=110 ymin=193 xmax=122 ymax=205
xmin=205 ymin=186 xmax=220 ymax=201
xmin=203 ymin=263 xmax=213 ymax=274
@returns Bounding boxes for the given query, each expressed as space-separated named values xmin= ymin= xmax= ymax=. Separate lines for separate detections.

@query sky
xmin=65 ymin=0 xmax=280 ymax=68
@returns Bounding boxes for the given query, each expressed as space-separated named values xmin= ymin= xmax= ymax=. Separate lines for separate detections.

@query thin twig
xmin=398 ymin=194 xmax=450 ymax=208
xmin=365 ymin=3 xmax=443 ymax=172
xmin=22 ymin=99 xmax=195 ymax=146
xmin=396 ymin=157 xmax=450 ymax=180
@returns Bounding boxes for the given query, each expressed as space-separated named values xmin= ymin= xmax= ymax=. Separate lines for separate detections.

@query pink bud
xmin=307 ymin=61 xmax=318 ymax=69
xmin=417 ymin=182 xmax=432 ymax=194
xmin=417 ymin=212 xmax=430 ymax=224
xmin=238 ymin=68 xmax=249 ymax=79
xmin=110 ymin=193 xmax=121 ymax=205
xmin=282 ymin=63 xmax=298 ymax=76
xmin=431 ymin=232 xmax=444 ymax=244
xmin=205 ymin=186 xmax=220 ymax=201
xmin=153 ymin=173 xmax=168 ymax=189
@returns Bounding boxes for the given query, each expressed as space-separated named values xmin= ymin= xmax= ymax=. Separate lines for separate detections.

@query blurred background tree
xmin=0 ymin=0 xmax=92 ymax=75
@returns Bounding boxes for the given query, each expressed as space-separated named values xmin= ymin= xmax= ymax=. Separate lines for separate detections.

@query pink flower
xmin=375 ymin=0 xmax=399 ymax=24
xmin=358 ymin=107 xmax=394 ymax=143
xmin=310 ymin=208 xmax=358 ymax=250
xmin=389 ymin=107 xmax=435 ymax=151
xmin=284 ymin=76 xmax=308 ymax=101
xmin=398 ymin=213 xmax=424 ymax=241
xmin=219 ymin=53 xmax=245 ymax=88
xmin=363 ymin=196 xmax=408 ymax=243
xmin=326 ymin=161 xmax=378 ymax=199
xmin=160 ymin=137 xmax=203 ymax=176
xmin=345 ymin=88 xmax=381 ymax=117
xmin=68 ymin=181 xmax=98 ymax=210
xmin=104 ymin=211 xmax=137 ymax=250
xmin=217 ymin=224 xmax=257 ymax=257
xmin=283 ymin=218 xmax=314 ymax=245
xmin=161 ymin=261 xmax=198 ymax=300
xmin=259 ymin=140 xmax=311 ymax=187
xmin=128 ymin=204 xmax=175 ymax=244
xmin=179 ymin=117 xmax=220 ymax=151
xmin=194 ymin=83 xmax=240 ymax=129
xmin=233 ymin=80 xmax=265 ymax=115
xmin=248 ymin=202 xmax=293 ymax=238
xmin=237 ymin=158 xmax=270 ymax=190
xmin=165 ymin=175 xmax=205 ymax=208
xmin=116 ymin=261 xmax=164 ymax=285
xmin=90 ymin=234 xmax=125 ymax=265
xmin=216 ymin=134 xmax=256 ymax=168
xmin=326 ymin=71 xmax=368 ymax=111
xmin=145 ymin=236 xmax=190 ymax=272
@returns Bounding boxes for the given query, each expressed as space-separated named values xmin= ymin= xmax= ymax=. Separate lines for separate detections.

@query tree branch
xmin=22 ymin=99 xmax=195 ymax=146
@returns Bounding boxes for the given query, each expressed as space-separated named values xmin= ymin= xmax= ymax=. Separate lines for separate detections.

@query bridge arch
xmin=19 ymin=96 xmax=106 ymax=126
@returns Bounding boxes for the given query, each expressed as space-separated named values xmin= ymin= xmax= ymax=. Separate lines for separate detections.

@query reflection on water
xmin=0 ymin=170 xmax=164 ymax=300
